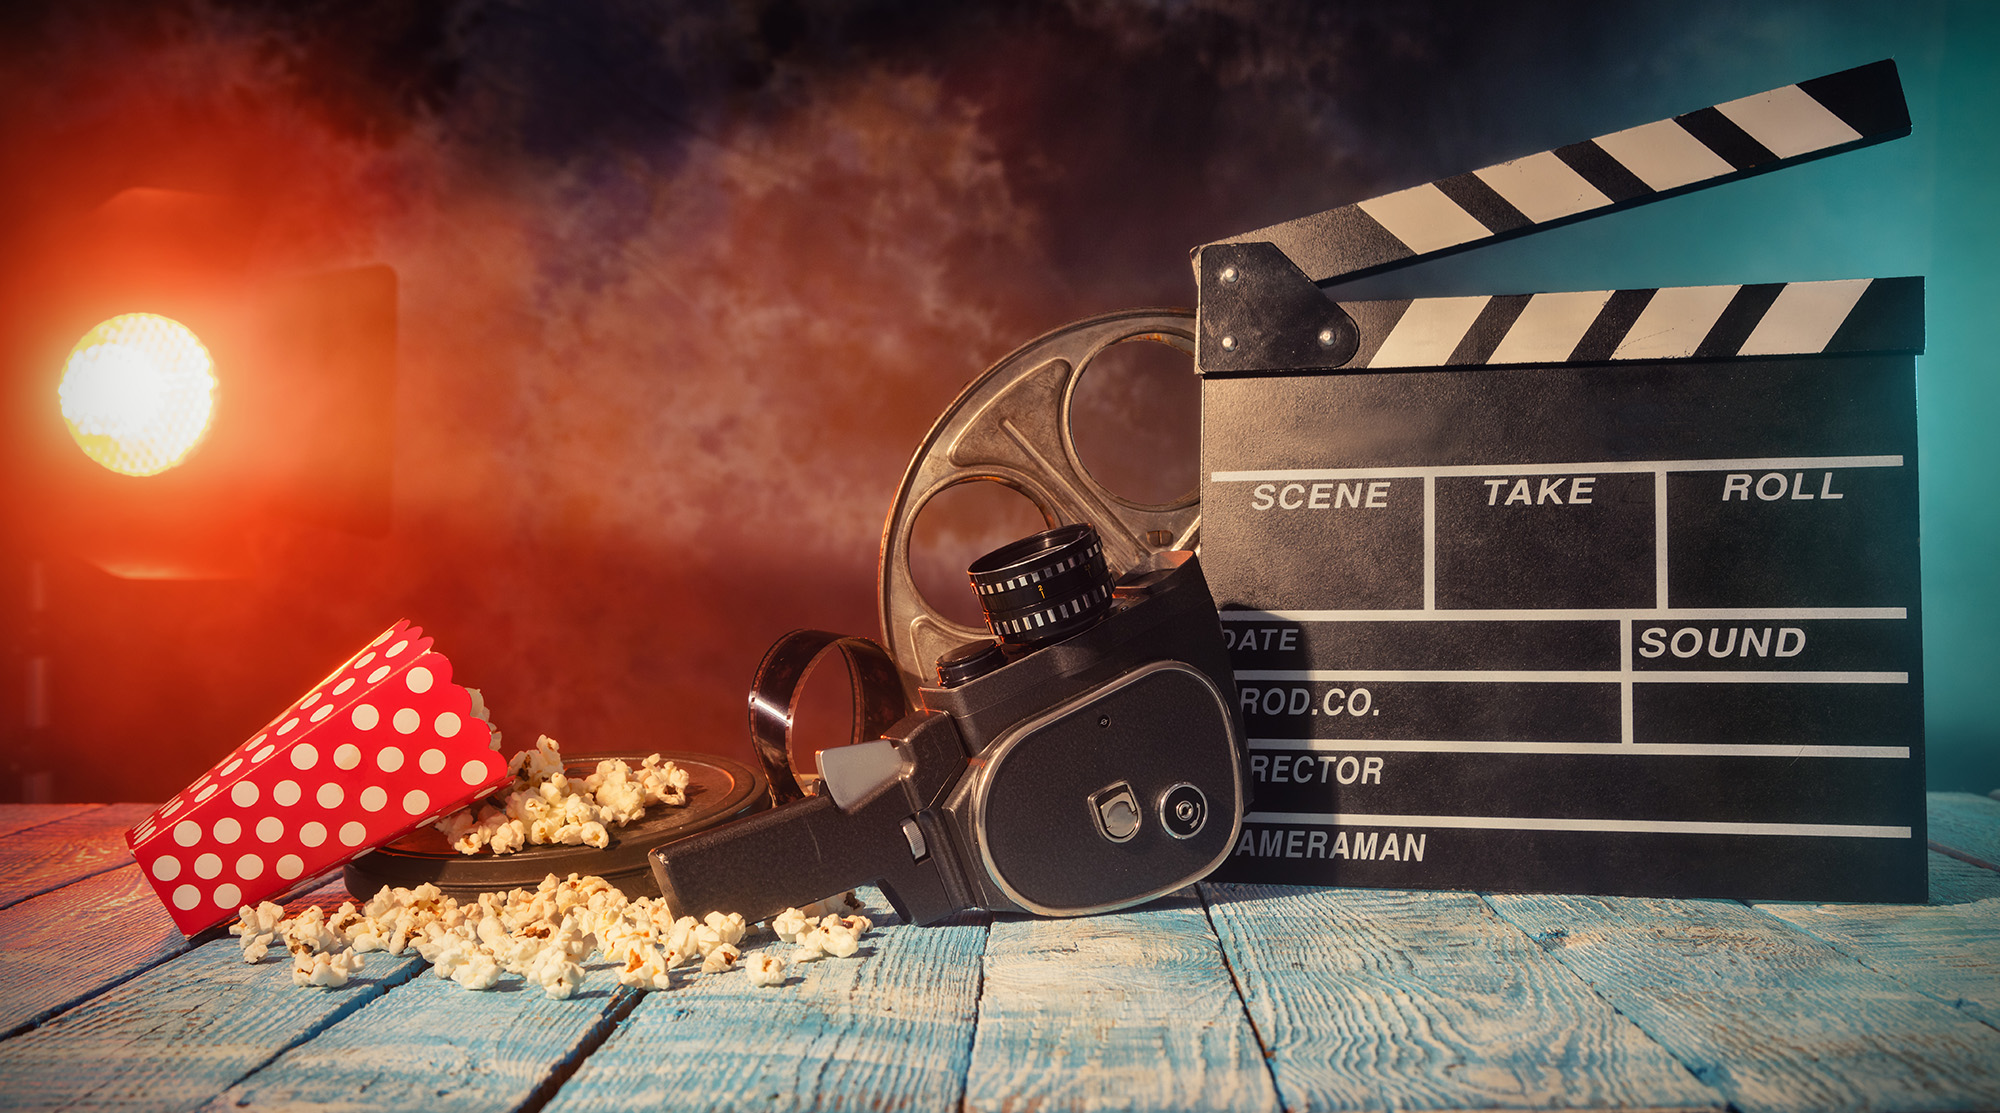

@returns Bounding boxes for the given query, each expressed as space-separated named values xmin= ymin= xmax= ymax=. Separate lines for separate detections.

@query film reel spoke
xmin=880 ymin=308 xmax=1199 ymax=696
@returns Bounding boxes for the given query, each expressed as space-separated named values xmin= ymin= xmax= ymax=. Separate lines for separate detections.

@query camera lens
xmin=966 ymin=523 xmax=1114 ymax=648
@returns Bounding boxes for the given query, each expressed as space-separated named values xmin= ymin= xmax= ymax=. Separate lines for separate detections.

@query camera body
xmin=648 ymin=547 xmax=1247 ymax=926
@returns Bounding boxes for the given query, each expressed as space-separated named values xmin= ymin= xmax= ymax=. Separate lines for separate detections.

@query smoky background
xmin=0 ymin=0 xmax=1990 ymax=801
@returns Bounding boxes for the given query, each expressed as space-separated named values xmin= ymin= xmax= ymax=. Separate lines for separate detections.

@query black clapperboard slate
xmin=1194 ymin=61 xmax=1927 ymax=902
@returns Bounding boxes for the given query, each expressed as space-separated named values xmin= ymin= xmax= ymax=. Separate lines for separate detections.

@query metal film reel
xmin=878 ymin=307 xmax=1200 ymax=699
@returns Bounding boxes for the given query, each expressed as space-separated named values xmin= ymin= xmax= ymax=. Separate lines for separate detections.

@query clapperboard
xmin=1195 ymin=60 xmax=1926 ymax=902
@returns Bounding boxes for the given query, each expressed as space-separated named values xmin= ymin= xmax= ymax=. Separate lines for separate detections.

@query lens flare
xmin=59 ymin=313 xmax=217 ymax=477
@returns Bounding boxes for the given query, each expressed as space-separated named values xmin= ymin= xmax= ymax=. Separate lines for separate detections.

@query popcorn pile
xmin=230 ymin=873 xmax=873 ymax=998
xmin=434 ymin=735 xmax=692 ymax=855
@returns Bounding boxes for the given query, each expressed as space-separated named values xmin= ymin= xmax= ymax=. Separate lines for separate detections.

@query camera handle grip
xmin=749 ymin=630 xmax=909 ymax=804
xmin=648 ymin=783 xmax=959 ymax=926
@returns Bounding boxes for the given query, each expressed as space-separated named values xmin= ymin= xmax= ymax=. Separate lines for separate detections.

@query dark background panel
xmin=1634 ymin=680 xmax=1924 ymax=745
xmin=1245 ymin=748 xmax=1926 ymax=827
xmin=1226 ymin=619 xmax=1621 ymax=671
xmin=1236 ymin=680 xmax=1621 ymax=742
xmin=1434 ymin=471 xmax=1656 ymax=608
xmin=1214 ymin=823 xmax=1929 ymax=903
xmin=1667 ymin=465 xmax=1922 ymax=608
xmin=1202 ymin=477 xmax=1423 ymax=610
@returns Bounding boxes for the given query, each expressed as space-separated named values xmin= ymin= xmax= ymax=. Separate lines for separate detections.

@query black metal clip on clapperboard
xmin=1195 ymin=59 xmax=1926 ymax=902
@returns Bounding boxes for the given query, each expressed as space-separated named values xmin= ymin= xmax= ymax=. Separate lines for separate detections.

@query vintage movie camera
xmin=650 ymin=523 xmax=1246 ymax=925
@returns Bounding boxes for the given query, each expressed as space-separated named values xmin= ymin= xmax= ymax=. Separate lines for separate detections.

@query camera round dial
xmin=1159 ymin=783 xmax=1208 ymax=840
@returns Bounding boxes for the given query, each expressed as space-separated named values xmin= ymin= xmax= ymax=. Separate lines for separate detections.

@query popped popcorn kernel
xmin=702 ymin=941 xmax=742 ymax=973
xmin=292 ymin=949 xmax=364 ymax=988
xmin=746 ymin=951 xmax=787 ymax=987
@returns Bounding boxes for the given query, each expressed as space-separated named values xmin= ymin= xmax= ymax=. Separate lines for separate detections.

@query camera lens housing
xmin=966 ymin=523 xmax=1113 ymax=649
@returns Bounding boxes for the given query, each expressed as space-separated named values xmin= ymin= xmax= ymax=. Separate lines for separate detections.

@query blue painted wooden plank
xmin=1204 ymin=882 xmax=1723 ymax=1112
xmin=0 ymin=804 xmax=104 ymax=841
xmin=212 ymin=967 xmax=640 ymax=1113
xmin=960 ymin=891 xmax=1277 ymax=1113
xmin=1488 ymin=893 xmax=2000 ymax=1113
xmin=1754 ymin=894 xmax=2000 ymax=1032
xmin=0 ymin=866 xmax=193 ymax=1039
xmin=0 ymin=804 xmax=153 ymax=910
xmin=544 ymin=894 xmax=989 ymax=1113
xmin=1930 ymin=793 xmax=2000 ymax=871
xmin=0 ymin=885 xmax=423 ymax=1112
xmin=1925 ymin=851 xmax=2000 ymax=907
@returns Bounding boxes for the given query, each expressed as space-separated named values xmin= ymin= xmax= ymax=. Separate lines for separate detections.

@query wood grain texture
xmin=0 ymin=804 xmax=103 ymax=840
xmin=1487 ymin=893 xmax=2000 ymax=1113
xmin=962 ymin=891 xmax=1278 ymax=1113
xmin=1929 ymin=793 xmax=2000 ymax=871
xmin=1204 ymin=882 xmax=1723 ymax=1113
xmin=210 ymin=962 xmax=638 ymax=1112
xmin=0 ymin=865 xmax=192 ymax=1039
xmin=1924 ymin=851 xmax=2000 ymax=906
xmin=1754 ymin=896 xmax=2000 ymax=1031
xmin=0 ymin=938 xmax=425 ymax=1111
xmin=544 ymin=901 xmax=990 ymax=1113
xmin=0 ymin=803 xmax=153 ymax=909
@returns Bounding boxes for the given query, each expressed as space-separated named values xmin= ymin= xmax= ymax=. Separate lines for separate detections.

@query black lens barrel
xmin=966 ymin=523 xmax=1113 ymax=648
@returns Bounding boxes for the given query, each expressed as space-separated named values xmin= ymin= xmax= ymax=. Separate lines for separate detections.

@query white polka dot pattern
xmin=126 ymin=619 xmax=511 ymax=935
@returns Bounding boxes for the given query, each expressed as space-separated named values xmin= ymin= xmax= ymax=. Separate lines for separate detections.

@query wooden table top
xmin=1 ymin=794 xmax=1997 ymax=1112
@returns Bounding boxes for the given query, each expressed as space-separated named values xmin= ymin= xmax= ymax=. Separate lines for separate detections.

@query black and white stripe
xmin=1210 ymin=60 xmax=1909 ymax=286
xmin=1344 ymin=276 xmax=1921 ymax=369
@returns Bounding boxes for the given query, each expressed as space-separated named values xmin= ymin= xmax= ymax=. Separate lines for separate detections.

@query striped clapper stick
xmin=1206 ymin=58 xmax=1910 ymax=288
xmin=1192 ymin=60 xmax=1928 ymax=903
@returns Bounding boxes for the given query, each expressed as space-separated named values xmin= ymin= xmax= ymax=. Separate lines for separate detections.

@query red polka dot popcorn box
xmin=126 ymin=620 xmax=510 ymax=935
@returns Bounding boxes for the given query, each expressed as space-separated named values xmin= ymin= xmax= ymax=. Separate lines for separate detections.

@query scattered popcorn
xmin=245 ymin=878 xmax=872 ymax=1000
xmin=771 ymin=907 xmax=814 ymax=944
xmin=702 ymin=941 xmax=742 ymax=973
xmin=433 ymin=736 xmax=692 ymax=855
xmin=291 ymin=949 xmax=364 ymax=988
xmin=746 ymin=951 xmax=787 ymax=987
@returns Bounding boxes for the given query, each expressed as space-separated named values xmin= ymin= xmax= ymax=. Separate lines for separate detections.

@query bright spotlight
xmin=58 ymin=313 xmax=216 ymax=477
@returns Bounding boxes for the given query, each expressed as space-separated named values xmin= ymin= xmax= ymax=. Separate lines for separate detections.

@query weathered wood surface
xmin=962 ymin=891 xmax=1277 ymax=1113
xmin=1755 ymin=866 xmax=2000 ymax=1033
xmin=1929 ymin=792 xmax=2000 ymax=870
xmin=0 ymin=865 xmax=193 ymax=1040
xmin=1204 ymin=883 xmax=1725 ymax=1112
xmin=212 ymin=965 xmax=638 ymax=1113
xmin=1925 ymin=849 xmax=2000 ymax=906
xmin=1486 ymin=893 xmax=2000 ymax=1113
xmin=547 ymin=896 xmax=990 ymax=1113
xmin=0 ymin=883 xmax=419 ymax=1112
xmin=0 ymin=803 xmax=152 ymax=910
xmin=1 ymin=800 xmax=1998 ymax=1112
xmin=0 ymin=804 xmax=102 ymax=841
